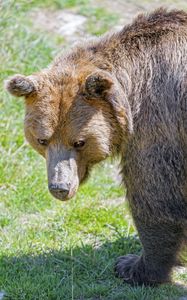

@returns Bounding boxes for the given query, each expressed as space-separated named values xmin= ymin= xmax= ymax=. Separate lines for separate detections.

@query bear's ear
xmin=85 ymin=72 xmax=113 ymax=98
xmin=5 ymin=74 xmax=36 ymax=97
xmin=86 ymin=71 xmax=133 ymax=134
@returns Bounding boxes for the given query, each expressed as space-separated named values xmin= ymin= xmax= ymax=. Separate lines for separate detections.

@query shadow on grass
xmin=1 ymin=235 xmax=187 ymax=300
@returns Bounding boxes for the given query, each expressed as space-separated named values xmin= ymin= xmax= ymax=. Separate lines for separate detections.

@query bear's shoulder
xmin=121 ymin=8 xmax=187 ymax=38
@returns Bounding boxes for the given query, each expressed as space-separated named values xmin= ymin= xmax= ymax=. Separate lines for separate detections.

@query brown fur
xmin=5 ymin=8 xmax=187 ymax=286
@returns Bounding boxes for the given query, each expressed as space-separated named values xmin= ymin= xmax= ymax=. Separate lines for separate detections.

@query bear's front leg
xmin=115 ymin=220 xmax=183 ymax=286
xmin=117 ymin=141 xmax=187 ymax=285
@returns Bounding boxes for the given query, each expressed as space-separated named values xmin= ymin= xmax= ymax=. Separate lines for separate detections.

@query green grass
xmin=0 ymin=0 xmax=187 ymax=299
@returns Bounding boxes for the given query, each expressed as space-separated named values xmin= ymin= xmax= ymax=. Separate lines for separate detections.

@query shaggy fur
xmin=6 ymin=8 xmax=187 ymax=286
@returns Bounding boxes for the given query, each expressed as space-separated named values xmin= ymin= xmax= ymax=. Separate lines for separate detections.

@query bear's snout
xmin=46 ymin=144 xmax=79 ymax=201
xmin=48 ymin=183 xmax=70 ymax=201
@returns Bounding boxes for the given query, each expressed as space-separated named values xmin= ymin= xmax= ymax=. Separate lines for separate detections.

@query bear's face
xmin=5 ymin=69 xmax=125 ymax=201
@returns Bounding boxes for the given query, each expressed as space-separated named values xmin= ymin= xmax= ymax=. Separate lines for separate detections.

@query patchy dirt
xmin=31 ymin=0 xmax=187 ymax=43
xmin=31 ymin=9 xmax=88 ymax=42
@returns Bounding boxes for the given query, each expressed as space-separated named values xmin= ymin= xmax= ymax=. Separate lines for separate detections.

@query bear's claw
xmin=115 ymin=254 xmax=140 ymax=284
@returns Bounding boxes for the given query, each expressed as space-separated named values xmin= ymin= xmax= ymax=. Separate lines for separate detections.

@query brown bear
xmin=5 ymin=8 xmax=187 ymax=286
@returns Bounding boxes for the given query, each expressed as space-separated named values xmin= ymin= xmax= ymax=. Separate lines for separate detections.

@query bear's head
xmin=5 ymin=62 xmax=130 ymax=201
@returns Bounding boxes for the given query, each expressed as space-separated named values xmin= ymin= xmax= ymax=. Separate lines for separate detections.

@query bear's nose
xmin=48 ymin=183 xmax=69 ymax=199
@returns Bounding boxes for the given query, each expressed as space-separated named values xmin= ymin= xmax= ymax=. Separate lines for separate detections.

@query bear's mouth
xmin=49 ymin=185 xmax=78 ymax=201
xmin=50 ymin=167 xmax=90 ymax=201
xmin=47 ymin=163 xmax=91 ymax=202
xmin=48 ymin=179 xmax=79 ymax=201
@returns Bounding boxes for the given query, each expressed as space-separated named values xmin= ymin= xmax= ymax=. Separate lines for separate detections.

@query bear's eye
xmin=74 ymin=141 xmax=85 ymax=149
xmin=37 ymin=139 xmax=48 ymax=146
